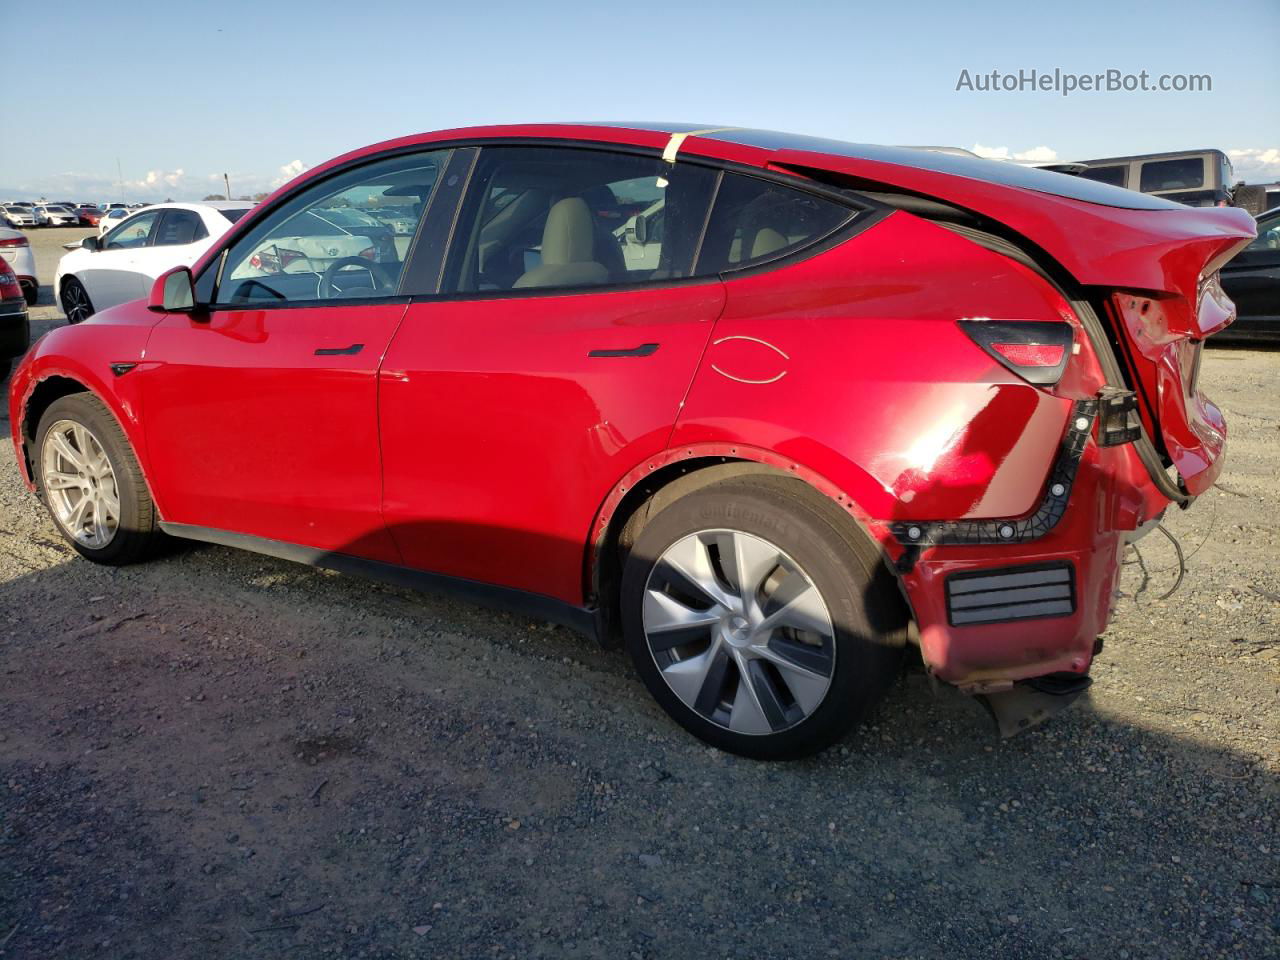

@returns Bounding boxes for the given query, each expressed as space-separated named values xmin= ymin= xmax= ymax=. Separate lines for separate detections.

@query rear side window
xmin=154 ymin=209 xmax=207 ymax=246
xmin=1079 ymin=165 xmax=1127 ymax=188
xmin=1140 ymin=157 xmax=1205 ymax=192
xmin=444 ymin=146 xmax=718 ymax=294
xmin=695 ymin=174 xmax=853 ymax=274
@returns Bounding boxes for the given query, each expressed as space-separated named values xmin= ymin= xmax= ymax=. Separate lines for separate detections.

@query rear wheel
xmin=621 ymin=478 xmax=905 ymax=759
xmin=36 ymin=393 xmax=163 ymax=564
xmin=60 ymin=276 xmax=94 ymax=324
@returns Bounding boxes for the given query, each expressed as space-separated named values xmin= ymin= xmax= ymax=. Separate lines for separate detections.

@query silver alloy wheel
xmin=62 ymin=280 xmax=92 ymax=324
xmin=642 ymin=529 xmax=836 ymax=735
xmin=40 ymin=419 xmax=120 ymax=549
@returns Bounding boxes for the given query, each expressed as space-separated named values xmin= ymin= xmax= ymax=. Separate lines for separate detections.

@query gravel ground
xmin=1 ymin=228 xmax=1277 ymax=959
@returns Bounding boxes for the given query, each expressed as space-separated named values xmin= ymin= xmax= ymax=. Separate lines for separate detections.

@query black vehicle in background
xmin=1074 ymin=149 xmax=1238 ymax=207
xmin=1220 ymin=206 xmax=1280 ymax=342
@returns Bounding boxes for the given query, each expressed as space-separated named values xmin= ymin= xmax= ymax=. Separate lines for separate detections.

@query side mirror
xmin=148 ymin=266 xmax=199 ymax=315
xmin=632 ymin=214 xmax=648 ymax=245
xmin=80 ymin=236 xmax=101 ymax=252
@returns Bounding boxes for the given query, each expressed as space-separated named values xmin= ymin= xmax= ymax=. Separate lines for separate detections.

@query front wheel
xmin=60 ymin=276 xmax=94 ymax=324
xmin=36 ymin=393 xmax=163 ymax=564
xmin=621 ymin=478 xmax=906 ymax=760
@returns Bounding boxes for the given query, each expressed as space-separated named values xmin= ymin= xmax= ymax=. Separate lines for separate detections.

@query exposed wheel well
xmin=19 ymin=376 xmax=89 ymax=481
xmin=590 ymin=458 xmax=912 ymax=647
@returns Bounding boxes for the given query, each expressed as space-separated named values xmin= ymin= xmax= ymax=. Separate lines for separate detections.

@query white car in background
xmin=2 ymin=206 xmax=39 ymax=228
xmin=97 ymin=206 xmax=139 ymax=235
xmin=35 ymin=204 xmax=80 ymax=227
xmin=0 ymin=227 xmax=38 ymax=305
xmin=56 ymin=201 xmax=252 ymax=322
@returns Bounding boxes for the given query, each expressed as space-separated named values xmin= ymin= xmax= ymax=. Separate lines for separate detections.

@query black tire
xmin=621 ymin=477 xmax=906 ymax=760
xmin=22 ymin=285 xmax=36 ymax=307
xmin=60 ymin=276 xmax=94 ymax=324
xmin=36 ymin=393 xmax=163 ymax=565
xmin=1232 ymin=184 xmax=1268 ymax=217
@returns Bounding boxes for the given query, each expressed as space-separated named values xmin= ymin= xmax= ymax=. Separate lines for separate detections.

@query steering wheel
xmin=319 ymin=257 xmax=395 ymax=299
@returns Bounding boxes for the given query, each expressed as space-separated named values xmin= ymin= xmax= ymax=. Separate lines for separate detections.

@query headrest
xmin=541 ymin=197 xmax=595 ymax=265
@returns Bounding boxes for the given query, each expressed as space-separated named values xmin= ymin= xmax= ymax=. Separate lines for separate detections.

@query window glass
xmin=1244 ymin=212 xmax=1280 ymax=252
xmin=104 ymin=211 xmax=161 ymax=249
xmin=1139 ymin=157 xmax=1205 ymax=192
xmin=444 ymin=147 xmax=718 ymax=293
xmin=1079 ymin=165 xmax=1127 ymax=188
xmin=695 ymin=174 xmax=852 ymax=274
xmin=154 ymin=209 xmax=207 ymax=246
xmin=217 ymin=149 xmax=448 ymax=304
xmin=222 ymin=208 xmax=251 ymax=224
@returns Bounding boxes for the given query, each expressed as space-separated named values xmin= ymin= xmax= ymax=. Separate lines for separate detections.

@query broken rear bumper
xmin=893 ymin=437 xmax=1168 ymax=688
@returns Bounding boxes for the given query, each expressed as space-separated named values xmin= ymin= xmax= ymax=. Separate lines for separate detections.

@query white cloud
xmin=272 ymin=159 xmax=310 ymax=188
xmin=971 ymin=143 xmax=1059 ymax=163
xmin=1227 ymin=148 xmax=1280 ymax=183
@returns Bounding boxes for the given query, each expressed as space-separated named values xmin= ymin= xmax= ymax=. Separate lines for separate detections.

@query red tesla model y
xmin=7 ymin=124 xmax=1255 ymax=758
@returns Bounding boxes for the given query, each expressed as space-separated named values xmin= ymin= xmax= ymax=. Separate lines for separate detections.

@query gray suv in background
xmin=1074 ymin=149 xmax=1237 ymax=206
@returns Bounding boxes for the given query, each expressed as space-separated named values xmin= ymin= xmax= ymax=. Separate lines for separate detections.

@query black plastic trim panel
xmin=891 ymin=397 xmax=1097 ymax=560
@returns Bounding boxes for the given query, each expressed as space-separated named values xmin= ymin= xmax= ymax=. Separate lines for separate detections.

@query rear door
xmin=378 ymin=145 xmax=725 ymax=603
xmin=142 ymin=149 xmax=450 ymax=561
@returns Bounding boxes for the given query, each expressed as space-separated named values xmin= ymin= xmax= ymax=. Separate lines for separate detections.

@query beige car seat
xmin=747 ymin=226 xmax=788 ymax=259
xmin=514 ymin=197 xmax=610 ymax=289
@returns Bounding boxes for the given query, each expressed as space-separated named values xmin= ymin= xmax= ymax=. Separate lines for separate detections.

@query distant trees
xmin=202 ymin=194 xmax=225 ymax=201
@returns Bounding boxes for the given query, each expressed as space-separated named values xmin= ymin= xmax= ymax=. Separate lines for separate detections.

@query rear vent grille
xmin=945 ymin=563 xmax=1075 ymax=626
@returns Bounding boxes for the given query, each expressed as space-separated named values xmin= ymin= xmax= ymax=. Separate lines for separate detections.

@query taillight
xmin=958 ymin=320 xmax=1074 ymax=386
xmin=0 ymin=266 xmax=21 ymax=299
xmin=358 ymin=246 xmax=377 ymax=261
xmin=0 ymin=235 xmax=28 ymax=248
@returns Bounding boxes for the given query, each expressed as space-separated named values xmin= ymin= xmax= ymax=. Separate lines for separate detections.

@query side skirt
xmin=157 ymin=522 xmax=600 ymax=641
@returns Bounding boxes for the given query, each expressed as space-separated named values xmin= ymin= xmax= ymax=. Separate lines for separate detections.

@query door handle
xmin=314 ymin=343 xmax=364 ymax=356
xmin=588 ymin=343 xmax=659 ymax=358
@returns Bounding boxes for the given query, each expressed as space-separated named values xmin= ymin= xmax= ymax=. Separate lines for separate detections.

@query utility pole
xmin=224 ymin=173 xmax=231 ymax=201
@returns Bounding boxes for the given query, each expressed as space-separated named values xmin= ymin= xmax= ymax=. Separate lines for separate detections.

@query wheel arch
xmin=17 ymin=367 xmax=158 ymax=512
xmin=586 ymin=444 xmax=914 ymax=647
xmin=18 ymin=375 xmax=92 ymax=483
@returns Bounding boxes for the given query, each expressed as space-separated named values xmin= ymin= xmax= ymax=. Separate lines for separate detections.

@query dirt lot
xmin=1 ymin=228 xmax=1277 ymax=959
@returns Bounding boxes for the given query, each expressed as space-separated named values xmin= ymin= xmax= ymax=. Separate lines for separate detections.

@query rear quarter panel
xmin=671 ymin=211 xmax=1075 ymax=525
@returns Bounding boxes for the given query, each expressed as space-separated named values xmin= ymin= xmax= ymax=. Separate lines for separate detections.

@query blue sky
xmin=5 ymin=0 xmax=1278 ymax=201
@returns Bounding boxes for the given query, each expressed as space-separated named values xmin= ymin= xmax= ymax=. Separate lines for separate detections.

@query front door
xmin=83 ymin=209 xmax=163 ymax=309
xmin=141 ymin=149 xmax=451 ymax=562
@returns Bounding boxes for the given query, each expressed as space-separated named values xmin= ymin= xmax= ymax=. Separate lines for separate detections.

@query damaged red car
xmin=7 ymin=124 xmax=1255 ymax=758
